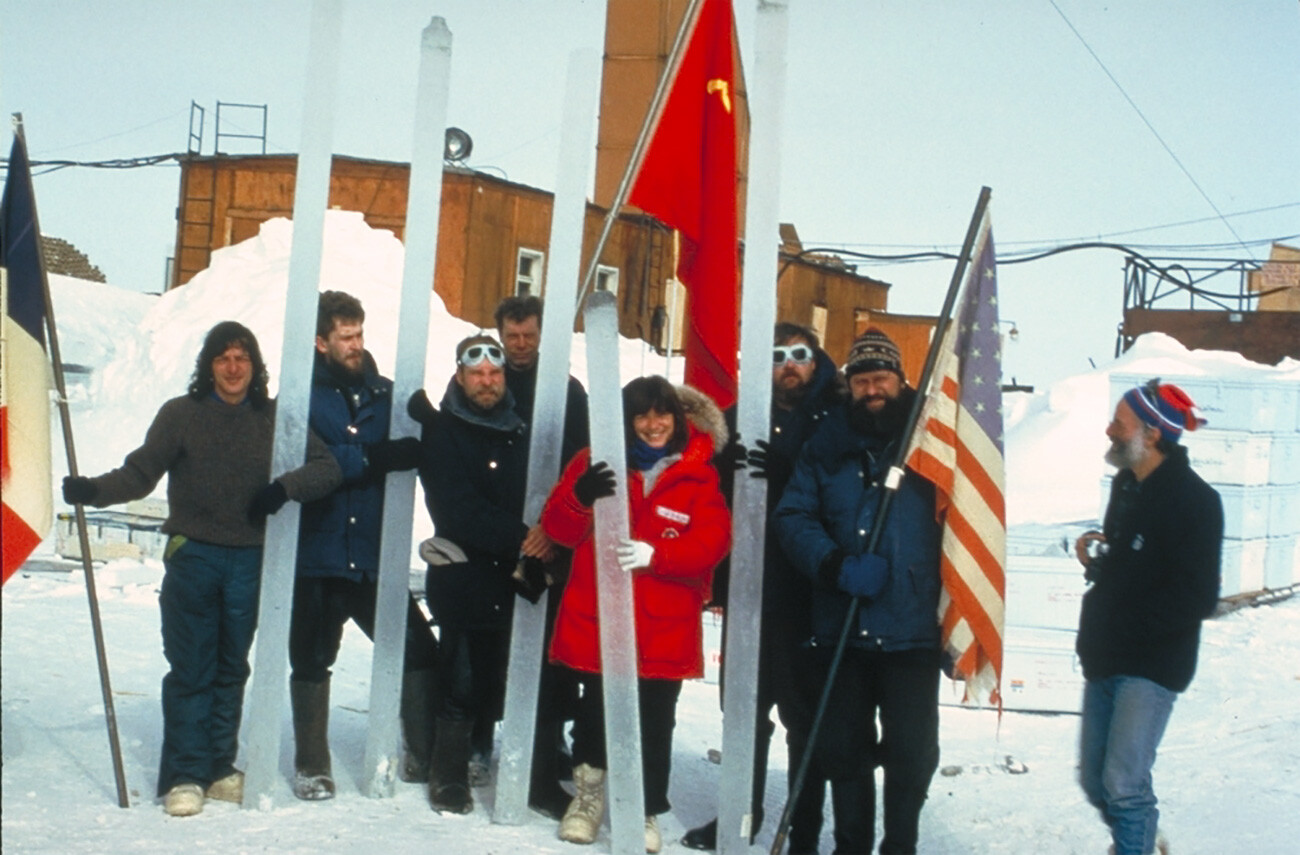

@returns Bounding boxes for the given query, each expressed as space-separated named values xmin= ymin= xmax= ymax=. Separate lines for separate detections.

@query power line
xmin=1046 ymin=0 xmax=1255 ymax=259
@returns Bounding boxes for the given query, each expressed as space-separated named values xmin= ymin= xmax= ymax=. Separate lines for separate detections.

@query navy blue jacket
xmin=1076 ymin=445 xmax=1222 ymax=693
xmin=297 ymin=352 xmax=393 ymax=582
xmin=418 ymin=377 xmax=531 ymax=629
xmin=773 ymin=390 xmax=942 ymax=652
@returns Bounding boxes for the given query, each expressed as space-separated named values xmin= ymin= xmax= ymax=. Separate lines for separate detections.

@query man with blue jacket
xmin=288 ymin=291 xmax=439 ymax=800
xmin=774 ymin=328 xmax=942 ymax=855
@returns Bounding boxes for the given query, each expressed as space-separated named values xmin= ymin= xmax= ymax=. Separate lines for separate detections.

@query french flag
xmin=2 ymin=130 xmax=53 ymax=583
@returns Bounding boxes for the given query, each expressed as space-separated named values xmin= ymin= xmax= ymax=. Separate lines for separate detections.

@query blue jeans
xmin=156 ymin=538 xmax=261 ymax=795
xmin=1079 ymin=675 xmax=1176 ymax=855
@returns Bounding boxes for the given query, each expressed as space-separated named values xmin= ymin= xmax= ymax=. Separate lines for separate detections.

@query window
xmin=595 ymin=264 xmax=619 ymax=296
xmin=811 ymin=305 xmax=828 ymax=348
xmin=516 ymin=248 xmax=545 ymax=296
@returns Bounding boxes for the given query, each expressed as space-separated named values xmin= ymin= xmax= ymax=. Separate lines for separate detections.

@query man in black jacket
xmin=1074 ymin=378 xmax=1222 ymax=855
xmin=685 ymin=322 xmax=843 ymax=852
xmin=494 ymin=295 xmax=589 ymax=816
xmin=287 ymin=291 xmax=439 ymax=800
xmin=416 ymin=334 xmax=558 ymax=814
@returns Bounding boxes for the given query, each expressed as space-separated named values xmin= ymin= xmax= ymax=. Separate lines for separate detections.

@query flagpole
xmin=769 ymin=186 xmax=991 ymax=854
xmin=12 ymin=113 xmax=130 ymax=809
xmin=573 ymin=0 xmax=705 ymax=319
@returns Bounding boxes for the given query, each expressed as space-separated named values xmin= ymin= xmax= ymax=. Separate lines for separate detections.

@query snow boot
xmin=428 ymin=717 xmax=474 ymax=814
xmin=529 ymin=717 xmax=572 ymax=820
xmin=205 ymin=771 xmax=244 ymax=803
xmin=290 ymin=679 xmax=335 ymax=800
xmin=645 ymin=814 xmax=663 ymax=853
xmin=163 ymin=783 xmax=205 ymax=817
xmin=399 ymin=668 xmax=438 ymax=783
xmin=558 ymin=762 xmax=606 ymax=844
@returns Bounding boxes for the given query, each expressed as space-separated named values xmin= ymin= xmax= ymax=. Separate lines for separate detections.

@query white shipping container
xmin=699 ymin=611 xmax=723 ymax=685
xmin=1217 ymin=484 xmax=1275 ymax=540
xmin=1267 ymin=484 xmax=1300 ymax=536
xmin=1183 ymin=430 xmax=1271 ymax=485
xmin=998 ymin=627 xmax=1084 ymax=715
xmin=1264 ymin=535 xmax=1298 ymax=590
xmin=1005 ymin=555 xmax=1086 ymax=631
xmin=1219 ymin=538 xmax=1267 ymax=597
xmin=1269 ymin=433 xmax=1300 ymax=485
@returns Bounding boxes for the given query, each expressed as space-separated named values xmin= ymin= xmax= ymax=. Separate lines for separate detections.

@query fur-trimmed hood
xmin=675 ymin=383 xmax=729 ymax=453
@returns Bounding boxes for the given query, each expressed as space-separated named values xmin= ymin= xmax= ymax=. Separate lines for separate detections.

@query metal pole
xmin=12 ymin=113 xmax=130 ymax=808
xmin=770 ymin=186 xmax=992 ymax=854
xmin=573 ymin=0 xmax=706 ymax=319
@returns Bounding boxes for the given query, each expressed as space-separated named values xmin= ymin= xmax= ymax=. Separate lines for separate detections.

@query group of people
xmin=66 ymin=288 xmax=1223 ymax=855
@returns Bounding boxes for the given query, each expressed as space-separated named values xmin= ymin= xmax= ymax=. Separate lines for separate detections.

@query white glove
xmin=616 ymin=538 xmax=655 ymax=573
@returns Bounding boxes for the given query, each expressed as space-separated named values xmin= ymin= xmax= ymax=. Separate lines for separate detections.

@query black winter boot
xmin=428 ymin=717 xmax=474 ymax=814
xmin=399 ymin=668 xmax=438 ymax=783
xmin=290 ymin=679 xmax=335 ymax=800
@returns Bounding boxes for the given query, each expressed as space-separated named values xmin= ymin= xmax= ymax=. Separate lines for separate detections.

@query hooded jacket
xmin=1076 ymin=444 xmax=1222 ymax=692
xmin=418 ymin=376 xmax=530 ymax=628
xmin=773 ymin=388 xmax=943 ymax=652
xmin=296 ymin=351 xmax=394 ymax=581
xmin=542 ymin=386 xmax=732 ymax=679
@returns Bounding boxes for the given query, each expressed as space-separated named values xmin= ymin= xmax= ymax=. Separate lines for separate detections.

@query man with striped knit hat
xmin=1074 ymin=378 xmax=1223 ymax=855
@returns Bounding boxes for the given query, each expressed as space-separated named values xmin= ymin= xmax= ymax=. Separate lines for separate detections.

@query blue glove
xmin=837 ymin=552 xmax=889 ymax=599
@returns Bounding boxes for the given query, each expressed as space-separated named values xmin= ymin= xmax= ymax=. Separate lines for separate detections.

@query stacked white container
xmin=1107 ymin=373 xmax=1300 ymax=596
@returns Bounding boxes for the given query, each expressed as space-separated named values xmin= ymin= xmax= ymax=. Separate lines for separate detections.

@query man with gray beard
xmin=1074 ymin=379 xmax=1222 ymax=855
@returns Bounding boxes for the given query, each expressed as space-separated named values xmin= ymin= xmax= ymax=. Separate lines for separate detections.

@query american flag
xmin=905 ymin=212 xmax=1006 ymax=705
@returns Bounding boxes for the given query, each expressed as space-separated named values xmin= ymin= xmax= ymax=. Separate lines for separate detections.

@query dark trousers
xmin=436 ymin=621 xmax=510 ymax=722
xmin=156 ymin=538 xmax=261 ymax=795
xmin=813 ymin=647 xmax=940 ymax=855
xmin=717 ymin=610 xmax=827 ymax=847
xmin=288 ymin=576 xmax=439 ymax=684
xmin=570 ymin=671 xmax=682 ymax=816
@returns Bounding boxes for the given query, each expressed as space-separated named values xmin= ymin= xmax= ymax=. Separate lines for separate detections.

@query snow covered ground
xmin=4 ymin=213 xmax=1299 ymax=853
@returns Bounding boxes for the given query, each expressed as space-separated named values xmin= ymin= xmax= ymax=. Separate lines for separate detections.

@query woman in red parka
xmin=542 ymin=376 xmax=731 ymax=852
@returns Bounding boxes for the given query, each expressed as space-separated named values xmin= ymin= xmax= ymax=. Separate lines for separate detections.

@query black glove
xmin=367 ymin=437 xmax=422 ymax=474
xmin=62 ymin=475 xmax=97 ymax=505
xmin=247 ymin=481 xmax=289 ymax=523
xmin=573 ymin=460 xmax=616 ymax=507
xmin=407 ymin=389 xmax=438 ymax=427
xmin=714 ymin=433 xmax=747 ymax=472
xmin=747 ymin=439 xmax=791 ymax=484
xmin=511 ymin=556 xmax=550 ymax=604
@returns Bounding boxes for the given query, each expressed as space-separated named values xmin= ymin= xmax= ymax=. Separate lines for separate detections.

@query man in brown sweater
xmin=62 ymin=321 xmax=341 ymax=817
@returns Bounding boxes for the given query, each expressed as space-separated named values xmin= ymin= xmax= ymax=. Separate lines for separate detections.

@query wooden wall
xmin=172 ymin=154 xmax=900 ymax=363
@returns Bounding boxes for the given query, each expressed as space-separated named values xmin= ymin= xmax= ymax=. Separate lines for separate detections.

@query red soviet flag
xmin=628 ymin=0 xmax=739 ymax=409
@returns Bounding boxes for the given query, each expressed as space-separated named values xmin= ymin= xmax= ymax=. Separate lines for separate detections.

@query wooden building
xmin=171 ymin=152 xmax=910 ymax=369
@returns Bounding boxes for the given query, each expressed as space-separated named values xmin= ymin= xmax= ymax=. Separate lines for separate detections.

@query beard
xmin=1104 ymin=430 xmax=1149 ymax=471
xmin=848 ymin=391 xmax=910 ymax=438
xmin=772 ymin=375 xmax=809 ymax=410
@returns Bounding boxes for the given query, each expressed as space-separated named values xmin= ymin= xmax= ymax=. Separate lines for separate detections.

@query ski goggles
xmin=773 ymin=344 xmax=814 ymax=366
xmin=458 ymin=343 xmax=505 ymax=368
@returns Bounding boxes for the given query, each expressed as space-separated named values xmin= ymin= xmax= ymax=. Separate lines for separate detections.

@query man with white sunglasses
xmin=685 ymin=322 xmax=845 ymax=852
xmin=413 ymin=334 xmax=558 ymax=813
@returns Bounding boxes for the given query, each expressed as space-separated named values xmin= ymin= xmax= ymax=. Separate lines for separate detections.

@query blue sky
xmin=3 ymin=0 xmax=1298 ymax=387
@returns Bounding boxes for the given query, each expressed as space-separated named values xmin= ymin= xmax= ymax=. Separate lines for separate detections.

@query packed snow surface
xmin=5 ymin=213 xmax=1298 ymax=853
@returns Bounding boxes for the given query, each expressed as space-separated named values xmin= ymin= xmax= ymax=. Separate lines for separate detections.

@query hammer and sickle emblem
xmin=706 ymin=78 xmax=732 ymax=114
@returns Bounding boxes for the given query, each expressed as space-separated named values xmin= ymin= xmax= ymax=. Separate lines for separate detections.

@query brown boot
xmin=428 ymin=717 xmax=474 ymax=814
xmin=290 ymin=679 xmax=335 ymax=800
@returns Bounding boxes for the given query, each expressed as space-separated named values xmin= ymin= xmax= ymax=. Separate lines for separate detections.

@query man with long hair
xmin=62 ymin=321 xmax=341 ymax=817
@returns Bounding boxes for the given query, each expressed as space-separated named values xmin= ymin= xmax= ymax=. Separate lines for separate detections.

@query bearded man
xmin=1074 ymin=379 xmax=1222 ymax=855
xmin=773 ymin=327 xmax=942 ymax=855
xmin=287 ymin=290 xmax=438 ymax=800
